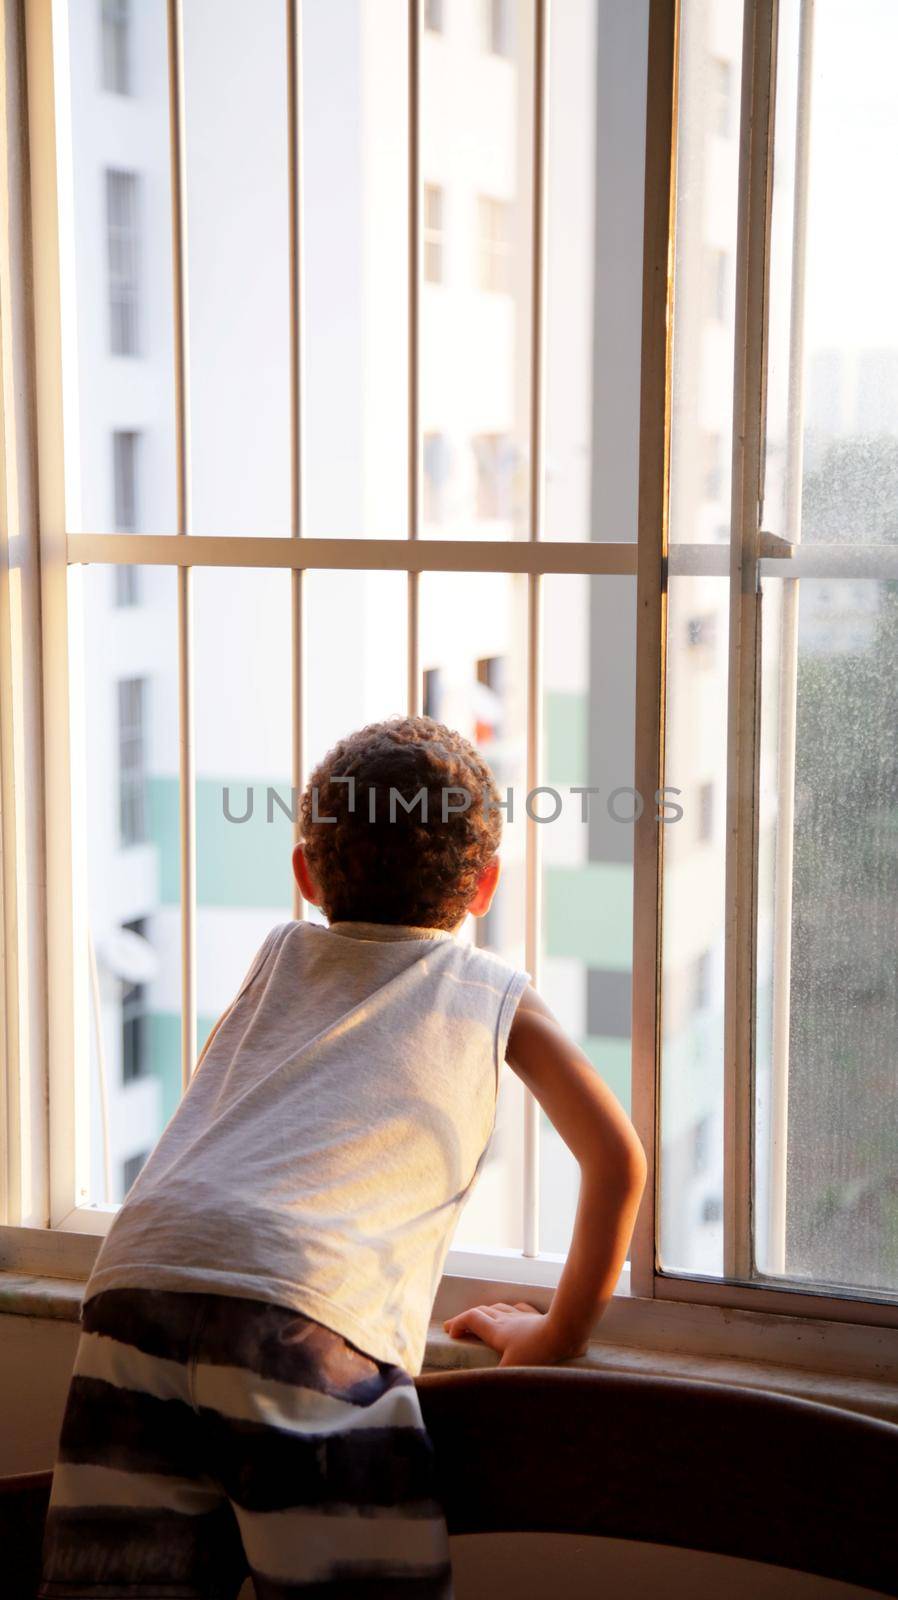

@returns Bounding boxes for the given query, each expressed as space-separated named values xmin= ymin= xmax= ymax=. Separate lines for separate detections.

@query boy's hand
xmin=442 ymin=1302 xmax=588 ymax=1368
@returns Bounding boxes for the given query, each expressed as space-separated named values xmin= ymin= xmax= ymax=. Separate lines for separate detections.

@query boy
xmin=39 ymin=715 xmax=646 ymax=1600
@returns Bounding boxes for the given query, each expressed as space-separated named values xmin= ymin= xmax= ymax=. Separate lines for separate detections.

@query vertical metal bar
xmin=629 ymin=0 xmax=678 ymax=1300
xmin=407 ymin=0 xmax=421 ymax=715
xmin=3 ymin=0 xmax=57 ymax=1224
xmin=166 ymin=0 xmax=196 ymax=1092
xmin=287 ymin=0 xmax=306 ymax=918
xmin=522 ymin=0 xmax=548 ymax=1259
xmin=723 ymin=0 xmax=779 ymax=1280
xmin=766 ymin=0 xmax=814 ymax=1275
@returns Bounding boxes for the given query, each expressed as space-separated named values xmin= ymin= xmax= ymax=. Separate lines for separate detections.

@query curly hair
xmin=298 ymin=716 xmax=503 ymax=929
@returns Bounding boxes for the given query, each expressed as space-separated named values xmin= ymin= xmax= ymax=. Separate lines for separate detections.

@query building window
xmin=475 ymin=656 xmax=504 ymax=744
xmin=586 ymin=970 xmax=633 ymax=1039
xmin=692 ymin=1115 xmax=711 ymax=1175
xmin=101 ymin=0 xmax=130 ymax=95
xmin=112 ymin=431 xmax=140 ymax=605
xmin=472 ymin=433 xmax=516 ymax=520
xmin=423 ymin=183 xmax=444 ymax=284
xmin=122 ymin=1150 xmax=149 ymax=1193
xmin=483 ymin=0 xmax=514 ymax=57
xmin=423 ymin=667 xmax=443 ymax=722
xmin=477 ymin=195 xmax=512 ymax=294
xmin=703 ymin=431 xmax=723 ymax=501
xmin=693 ymin=950 xmax=713 ymax=1013
xmin=121 ymin=918 xmax=148 ymax=1083
xmin=106 ymin=169 xmax=140 ymax=355
xmin=118 ymin=677 xmax=147 ymax=846
xmin=423 ymin=431 xmax=450 ymax=524
xmin=710 ymin=57 xmax=732 ymax=138
xmin=686 ymin=613 xmax=717 ymax=656
xmin=699 ymin=781 xmax=714 ymax=843
xmin=424 ymin=0 xmax=443 ymax=33
xmin=706 ymin=247 xmax=728 ymax=321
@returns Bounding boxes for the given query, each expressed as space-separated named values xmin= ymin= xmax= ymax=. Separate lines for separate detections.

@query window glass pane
xmin=302 ymin=0 xmax=408 ymax=538
xmin=59 ymin=0 xmax=176 ymax=534
xmin=765 ymin=0 xmax=898 ymax=546
xmin=420 ymin=0 xmax=534 ymax=538
xmin=544 ymin=0 xmax=648 ymax=543
xmin=755 ymin=574 xmax=898 ymax=1295
xmin=668 ymin=0 xmax=743 ymax=546
xmin=541 ymin=575 xmax=636 ymax=1253
xmin=659 ymin=575 xmax=730 ymax=1274
xmin=194 ymin=569 xmax=294 ymax=1058
xmin=418 ymin=571 xmax=527 ymax=1251
xmin=182 ymin=0 xmax=290 ymax=536
xmin=71 ymin=566 xmax=180 ymax=1207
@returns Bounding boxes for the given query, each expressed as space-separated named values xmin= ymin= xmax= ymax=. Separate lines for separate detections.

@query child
xmin=39 ymin=715 xmax=646 ymax=1600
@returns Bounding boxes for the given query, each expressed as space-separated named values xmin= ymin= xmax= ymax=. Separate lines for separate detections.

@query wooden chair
xmin=5 ymin=1369 xmax=896 ymax=1596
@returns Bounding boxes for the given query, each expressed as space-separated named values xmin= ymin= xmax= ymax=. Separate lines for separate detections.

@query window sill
xmin=2 ymin=1270 xmax=896 ymax=1426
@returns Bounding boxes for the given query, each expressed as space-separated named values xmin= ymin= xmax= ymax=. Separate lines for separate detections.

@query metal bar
xmin=166 ymin=0 xmax=196 ymax=1092
xmin=23 ymin=0 xmax=88 ymax=1224
xmin=722 ymin=0 xmax=779 ymax=1282
xmin=760 ymin=544 xmax=898 ymax=579
xmin=765 ymin=0 xmax=815 ymax=1276
xmin=407 ymin=0 xmax=421 ymax=715
xmin=1 ymin=0 xmax=58 ymax=1226
xmin=668 ymin=544 xmax=731 ymax=577
xmin=521 ymin=0 xmax=549 ymax=1259
xmin=629 ymin=0 xmax=678 ymax=1300
xmin=287 ymin=0 xmax=306 ymax=919
xmin=653 ymin=1270 xmax=898 ymax=1327
xmin=68 ymin=531 xmax=898 ymax=580
xmin=66 ymin=533 xmax=642 ymax=574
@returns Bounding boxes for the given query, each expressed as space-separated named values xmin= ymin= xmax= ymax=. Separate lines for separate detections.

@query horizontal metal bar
xmin=759 ymin=543 xmax=898 ymax=580
xmin=653 ymin=1271 xmax=898 ymax=1330
xmin=67 ymin=533 xmax=640 ymax=575
xmin=667 ymin=543 xmax=731 ymax=577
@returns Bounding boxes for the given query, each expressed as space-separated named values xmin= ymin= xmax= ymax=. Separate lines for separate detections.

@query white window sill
xmin=2 ymin=1270 xmax=896 ymax=1427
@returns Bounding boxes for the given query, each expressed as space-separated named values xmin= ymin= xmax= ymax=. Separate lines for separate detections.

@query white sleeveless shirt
xmin=83 ymin=919 xmax=530 ymax=1375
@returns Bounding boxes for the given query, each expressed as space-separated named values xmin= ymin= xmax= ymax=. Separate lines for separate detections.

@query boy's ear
xmin=292 ymin=844 xmax=320 ymax=906
xmin=468 ymin=856 xmax=501 ymax=919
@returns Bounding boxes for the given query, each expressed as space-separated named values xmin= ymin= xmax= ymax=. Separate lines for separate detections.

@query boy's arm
xmin=443 ymin=983 xmax=646 ymax=1365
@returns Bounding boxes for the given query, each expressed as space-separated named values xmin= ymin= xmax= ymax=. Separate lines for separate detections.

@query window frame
xmin=2 ymin=0 xmax=897 ymax=1347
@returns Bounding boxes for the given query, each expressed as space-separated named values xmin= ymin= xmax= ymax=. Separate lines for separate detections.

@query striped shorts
xmin=38 ymin=1287 xmax=454 ymax=1599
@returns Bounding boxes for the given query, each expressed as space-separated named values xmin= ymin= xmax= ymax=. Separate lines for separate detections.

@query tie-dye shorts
xmin=38 ymin=1286 xmax=454 ymax=1599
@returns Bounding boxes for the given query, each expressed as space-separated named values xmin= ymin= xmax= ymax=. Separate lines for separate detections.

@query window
xmin=477 ymin=195 xmax=512 ymax=294
xmin=423 ymin=183 xmax=444 ymax=284
xmin=699 ymin=782 xmax=714 ymax=843
xmin=112 ymin=431 xmax=140 ymax=604
xmin=472 ymin=433 xmax=516 ymax=520
xmin=121 ymin=919 xmax=149 ymax=1083
xmin=686 ymin=613 xmax=717 ymax=655
xmin=105 ymin=169 xmax=140 ymax=355
xmin=424 ymin=0 xmax=443 ymax=34
xmin=118 ymin=678 xmax=147 ymax=846
xmin=484 ymin=0 xmax=513 ymax=59
xmin=474 ymin=655 xmax=503 ymax=744
xmin=122 ymin=1150 xmax=148 ymax=1193
xmin=692 ymin=951 xmax=712 ymax=1013
xmin=3 ymin=0 xmax=896 ymax=1351
xmin=101 ymin=0 xmax=130 ymax=95
xmin=423 ymin=431 xmax=450 ymax=524
xmin=710 ymin=57 xmax=732 ymax=139
xmin=422 ymin=667 xmax=443 ymax=722
xmin=703 ymin=431 xmax=723 ymax=501
xmin=706 ymin=248 xmax=728 ymax=321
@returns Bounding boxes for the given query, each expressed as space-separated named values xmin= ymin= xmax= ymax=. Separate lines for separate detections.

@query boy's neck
xmin=327 ymin=918 xmax=460 ymax=943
